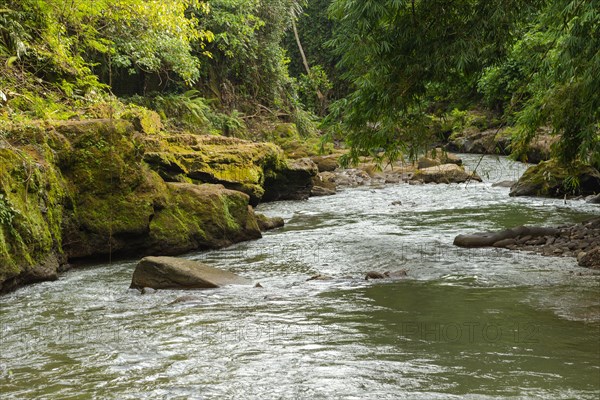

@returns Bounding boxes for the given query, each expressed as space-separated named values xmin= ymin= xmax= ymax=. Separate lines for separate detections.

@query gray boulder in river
xmin=130 ymin=256 xmax=252 ymax=290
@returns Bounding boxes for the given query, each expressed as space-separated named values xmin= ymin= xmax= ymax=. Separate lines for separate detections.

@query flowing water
xmin=1 ymin=155 xmax=599 ymax=399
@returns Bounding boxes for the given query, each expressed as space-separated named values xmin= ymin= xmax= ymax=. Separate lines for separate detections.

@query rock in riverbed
xmin=413 ymin=164 xmax=481 ymax=184
xmin=255 ymin=213 xmax=285 ymax=231
xmin=131 ymin=256 xmax=252 ymax=290
xmin=454 ymin=226 xmax=559 ymax=248
xmin=453 ymin=218 xmax=600 ymax=269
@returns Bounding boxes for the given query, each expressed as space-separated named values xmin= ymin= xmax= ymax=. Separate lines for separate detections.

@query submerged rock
xmin=306 ymin=274 xmax=334 ymax=281
xmin=131 ymin=256 xmax=252 ymax=290
xmin=365 ymin=270 xmax=408 ymax=280
xmin=492 ymin=180 xmax=516 ymax=188
xmin=365 ymin=271 xmax=386 ymax=280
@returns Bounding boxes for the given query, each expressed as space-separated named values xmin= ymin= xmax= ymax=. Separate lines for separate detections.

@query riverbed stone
xmin=493 ymin=238 xmax=516 ymax=248
xmin=310 ymin=155 xmax=339 ymax=172
xmin=578 ymin=247 xmax=600 ymax=269
xmin=365 ymin=271 xmax=386 ymax=280
xmin=587 ymin=194 xmax=600 ymax=204
xmin=255 ymin=213 xmax=285 ymax=231
xmin=131 ymin=256 xmax=252 ymax=290
xmin=413 ymin=164 xmax=481 ymax=184
xmin=492 ymin=180 xmax=516 ymax=188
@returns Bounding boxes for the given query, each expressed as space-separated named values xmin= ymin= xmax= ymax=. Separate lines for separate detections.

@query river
xmin=1 ymin=154 xmax=599 ymax=399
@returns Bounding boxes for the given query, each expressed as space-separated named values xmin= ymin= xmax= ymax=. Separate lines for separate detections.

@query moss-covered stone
xmin=0 ymin=119 xmax=272 ymax=292
xmin=120 ymin=107 xmax=163 ymax=135
xmin=510 ymin=159 xmax=600 ymax=198
xmin=263 ymin=158 xmax=318 ymax=201
xmin=0 ymin=142 xmax=66 ymax=292
xmin=139 ymin=132 xmax=291 ymax=205
xmin=148 ymin=183 xmax=261 ymax=254
xmin=262 ymin=123 xmax=333 ymax=159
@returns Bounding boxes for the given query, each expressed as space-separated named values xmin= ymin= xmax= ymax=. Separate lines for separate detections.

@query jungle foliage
xmin=1 ymin=0 xmax=598 ymax=169
xmin=327 ymin=0 xmax=599 ymax=168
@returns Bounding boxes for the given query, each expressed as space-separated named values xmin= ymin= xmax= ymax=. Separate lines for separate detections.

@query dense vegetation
xmin=1 ymin=0 xmax=598 ymax=169
xmin=326 ymin=0 xmax=599 ymax=168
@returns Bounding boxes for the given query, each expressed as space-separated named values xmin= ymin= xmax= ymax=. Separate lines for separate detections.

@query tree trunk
xmin=291 ymin=11 xmax=324 ymax=102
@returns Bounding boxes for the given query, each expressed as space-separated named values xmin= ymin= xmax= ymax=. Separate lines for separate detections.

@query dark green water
xmin=1 ymin=155 xmax=599 ymax=399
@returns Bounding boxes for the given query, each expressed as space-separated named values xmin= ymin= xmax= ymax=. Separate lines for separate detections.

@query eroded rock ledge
xmin=0 ymin=119 xmax=311 ymax=293
xmin=454 ymin=217 xmax=600 ymax=269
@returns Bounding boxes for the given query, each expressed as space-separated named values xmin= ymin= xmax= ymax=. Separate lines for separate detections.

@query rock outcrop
xmin=140 ymin=133 xmax=317 ymax=205
xmin=130 ymin=256 xmax=252 ymax=289
xmin=509 ymin=160 xmax=600 ymax=198
xmin=262 ymin=158 xmax=318 ymax=201
xmin=0 ymin=119 xmax=294 ymax=293
xmin=447 ymin=126 xmax=555 ymax=163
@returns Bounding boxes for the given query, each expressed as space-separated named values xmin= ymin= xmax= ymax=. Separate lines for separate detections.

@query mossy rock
xmin=510 ymin=160 xmax=600 ymax=198
xmin=263 ymin=158 xmax=318 ymax=201
xmin=120 ymin=107 xmax=163 ymax=135
xmin=139 ymin=132 xmax=288 ymax=205
xmin=0 ymin=144 xmax=67 ymax=292
xmin=265 ymin=123 xmax=331 ymax=159
xmin=148 ymin=183 xmax=261 ymax=254
xmin=0 ymin=118 xmax=275 ymax=292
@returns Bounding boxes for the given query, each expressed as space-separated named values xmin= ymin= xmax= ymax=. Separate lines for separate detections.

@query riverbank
xmin=442 ymin=114 xmax=600 ymax=199
xmin=0 ymin=119 xmax=489 ymax=294
xmin=0 ymin=119 xmax=317 ymax=293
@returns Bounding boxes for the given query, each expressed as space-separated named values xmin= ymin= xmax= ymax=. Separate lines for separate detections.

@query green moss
xmin=120 ymin=106 xmax=163 ymax=135
xmin=149 ymin=183 xmax=260 ymax=252
xmin=77 ymin=193 xmax=153 ymax=235
xmin=0 ymin=143 xmax=66 ymax=283
xmin=513 ymin=159 xmax=600 ymax=197
xmin=1 ymin=118 xmax=273 ymax=290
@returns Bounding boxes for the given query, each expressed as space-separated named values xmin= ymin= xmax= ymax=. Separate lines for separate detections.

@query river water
xmin=1 ymin=155 xmax=599 ymax=399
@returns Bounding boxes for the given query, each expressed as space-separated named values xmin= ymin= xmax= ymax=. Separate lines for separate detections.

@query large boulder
xmin=50 ymin=121 xmax=262 ymax=260
xmin=131 ymin=256 xmax=252 ymax=289
xmin=510 ymin=160 xmax=600 ymax=198
xmin=310 ymin=155 xmax=339 ymax=172
xmin=141 ymin=134 xmax=287 ymax=205
xmin=414 ymin=164 xmax=481 ymax=184
xmin=262 ymin=158 xmax=318 ymax=201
